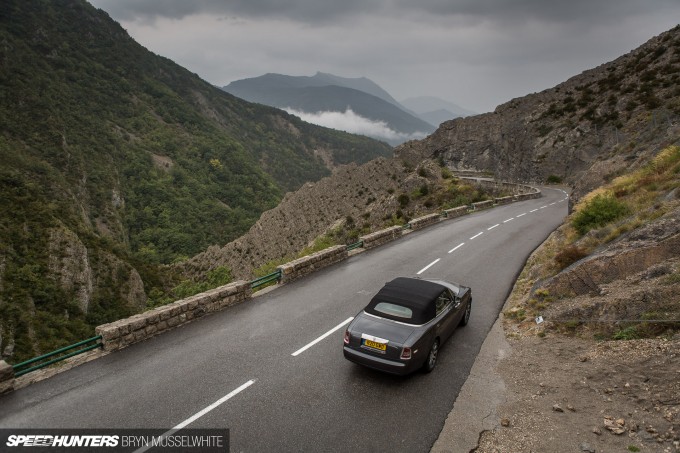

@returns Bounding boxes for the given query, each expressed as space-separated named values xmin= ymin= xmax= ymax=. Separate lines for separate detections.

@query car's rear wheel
xmin=460 ymin=298 xmax=471 ymax=326
xmin=422 ymin=339 xmax=439 ymax=373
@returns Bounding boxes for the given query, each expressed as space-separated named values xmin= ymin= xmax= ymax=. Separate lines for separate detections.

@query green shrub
xmin=613 ymin=326 xmax=638 ymax=341
xmin=537 ymin=124 xmax=553 ymax=137
xmin=571 ymin=195 xmax=629 ymax=235
xmin=397 ymin=193 xmax=410 ymax=207
xmin=546 ymin=175 xmax=563 ymax=184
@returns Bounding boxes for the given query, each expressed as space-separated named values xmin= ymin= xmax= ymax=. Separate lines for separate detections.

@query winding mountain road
xmin=0 ymin=187 xmax=568 ymax=452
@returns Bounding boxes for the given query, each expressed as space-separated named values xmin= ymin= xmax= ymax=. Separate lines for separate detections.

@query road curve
xmin=0 ymin=188 xmax=568 ymax=452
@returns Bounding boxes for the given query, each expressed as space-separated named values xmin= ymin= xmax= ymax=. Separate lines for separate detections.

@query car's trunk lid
xmin=351 ymin=312 xmax=417 ymax=360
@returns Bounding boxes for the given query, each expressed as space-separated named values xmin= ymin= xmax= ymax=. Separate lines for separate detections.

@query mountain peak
xmin=224 ymin=72 xmax=435 ymax=144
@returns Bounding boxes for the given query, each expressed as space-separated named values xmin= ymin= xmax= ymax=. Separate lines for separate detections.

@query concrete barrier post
xmin=0 ymin=360 xmax=15 ymax=394
xmin=360 ymin=226 xmax=403 ymax=249
xmin=277 ymin=245 xmax=348 ymax=283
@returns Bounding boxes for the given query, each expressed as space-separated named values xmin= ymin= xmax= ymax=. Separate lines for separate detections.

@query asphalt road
xmin=0 ymin=188 xmax=568 ymax=452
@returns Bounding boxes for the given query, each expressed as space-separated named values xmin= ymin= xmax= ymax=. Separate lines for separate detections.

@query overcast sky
xmin=89 ymin=0 xmax=680 ymax=114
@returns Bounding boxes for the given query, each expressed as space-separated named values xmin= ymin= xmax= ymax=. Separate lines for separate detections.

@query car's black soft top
xmin=365 ymin=277 xmax=445 ymax=324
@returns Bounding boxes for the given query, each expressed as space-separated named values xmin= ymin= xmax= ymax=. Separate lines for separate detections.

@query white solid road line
xmin=291 ymin=317 xmax=354 ymax=357
xmin=487 ymin=224 xmax=499 ymax=230
xmin=470 ymin=232 xmax=483 ymax=240
xmin=135 ymin=379 xmax=256 ymax=453
xmin=417 ymin=258 xmax=441 ymax=275
xmin=448 ymin=242 xmax=465 ymax=254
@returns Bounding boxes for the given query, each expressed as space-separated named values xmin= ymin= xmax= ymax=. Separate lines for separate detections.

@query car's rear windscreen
xmin=373 ymin=302 xmax=413 ymax=319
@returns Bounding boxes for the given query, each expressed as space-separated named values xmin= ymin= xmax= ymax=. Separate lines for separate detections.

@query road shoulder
xmin=431 ymin=317 xmax=511 ymax=453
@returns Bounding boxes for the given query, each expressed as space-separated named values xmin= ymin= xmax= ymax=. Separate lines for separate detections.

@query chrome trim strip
xmin=360 ymin=333 xmax=389 ymax=343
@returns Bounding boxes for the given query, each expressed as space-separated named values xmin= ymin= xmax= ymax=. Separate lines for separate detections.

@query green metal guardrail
xmin=345 ymin=241 xmax=363 ymax=251
xmin=250 ymin=270 xmax=282 ymax=289
xmin=12 ymin=335 xmax=103 ymax=377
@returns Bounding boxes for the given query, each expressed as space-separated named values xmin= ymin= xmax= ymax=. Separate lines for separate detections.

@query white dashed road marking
xmin=292 ymin=317 xmax=354 ymax=357
xmin=448 ymin=243 xmax=465 ymax=254
xmin=417 ymin=258 xmax=441 ymax=275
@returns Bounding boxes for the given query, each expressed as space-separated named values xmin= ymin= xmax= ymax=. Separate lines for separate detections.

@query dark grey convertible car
xmin=343 ymin=277 xmax=471 ymax=375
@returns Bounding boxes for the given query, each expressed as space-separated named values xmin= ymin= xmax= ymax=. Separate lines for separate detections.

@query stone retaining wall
xmin=360 ymin=226 xmax=403 ymax=249
xmin=472 ymin=200 xmax=494 ymax=210
xmin=0 ymin=360 xmax=14 ymax=394
xmin=410 ymin=213 xmax=441 ymax=230
xmin=515 ymin=191 xmax=542 ymax=201
xmin=95 ymin=280 xmax=251 ymax=352
xmin=278 ymin=245 xmax=348 ymax=283
xmin=444 ymin=206 xmax=469 ymax=219
xmin=464 ymin=178 xmax=536 ymax=196
xmin=494 ymin=195 xmax=515 ymax=205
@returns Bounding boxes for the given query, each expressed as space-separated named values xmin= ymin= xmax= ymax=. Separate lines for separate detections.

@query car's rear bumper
xmin=343 ymin=346 xmax=418 ymax=375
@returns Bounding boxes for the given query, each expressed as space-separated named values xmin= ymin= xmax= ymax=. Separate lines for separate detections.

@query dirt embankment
xmin=474 ymin=204 xmax=680 ymax=453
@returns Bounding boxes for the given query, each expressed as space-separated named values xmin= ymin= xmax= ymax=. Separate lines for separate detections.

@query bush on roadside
xmin=571 ymin=194 xmax=629 ymax=235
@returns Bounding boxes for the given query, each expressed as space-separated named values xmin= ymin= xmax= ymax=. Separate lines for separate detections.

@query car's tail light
xmin=401 ymin=346 xmax=412 ymax=360
xmin=343 ymin=330 xmax=350 ymax=345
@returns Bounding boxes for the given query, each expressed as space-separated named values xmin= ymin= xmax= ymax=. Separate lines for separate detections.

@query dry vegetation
xmin=504 ymin=145 xmax=680 ymax=341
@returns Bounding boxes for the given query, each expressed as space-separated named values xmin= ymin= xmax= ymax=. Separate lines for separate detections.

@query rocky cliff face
xmin=396 ymin=26 xmax=680 ymax=199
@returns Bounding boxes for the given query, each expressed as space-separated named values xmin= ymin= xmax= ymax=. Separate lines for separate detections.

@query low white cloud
xmin=284 ymin=107 xmax=428 ymax=143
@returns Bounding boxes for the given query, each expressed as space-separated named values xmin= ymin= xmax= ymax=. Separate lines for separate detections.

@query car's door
xmin=434 ymin=290 xmax=458 ymax=341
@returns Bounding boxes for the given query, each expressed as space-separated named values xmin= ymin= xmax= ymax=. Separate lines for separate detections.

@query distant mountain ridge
xmin=401 ymin=96 xmax=476 ymax=126
xmin=223 ymin=73 xmax=436 ymax=145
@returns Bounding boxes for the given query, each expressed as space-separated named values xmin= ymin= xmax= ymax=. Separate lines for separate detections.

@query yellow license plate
xmin=363 ymin=339 xmax=387 ymax=351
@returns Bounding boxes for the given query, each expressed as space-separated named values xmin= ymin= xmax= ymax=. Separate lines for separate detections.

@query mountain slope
xmin=0 ymin=0 xmax=390 ymax=362
xmin=396 ymin=26 xmax=680 ymax=198
xmin=223 ymin=73 xmax=435 ymax=144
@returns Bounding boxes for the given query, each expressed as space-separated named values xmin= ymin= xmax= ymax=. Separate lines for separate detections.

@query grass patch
xmin=613 ymin=326 xmax=639 ymax=341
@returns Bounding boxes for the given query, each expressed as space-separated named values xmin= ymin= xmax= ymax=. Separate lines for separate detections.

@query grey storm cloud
xmin=94 ymin=0 xmax=679 ymax=25
xmin=89 ymin=0 xmax=680 ymax=113
xmin=93 ymin=0 xmax=376 ymax=23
